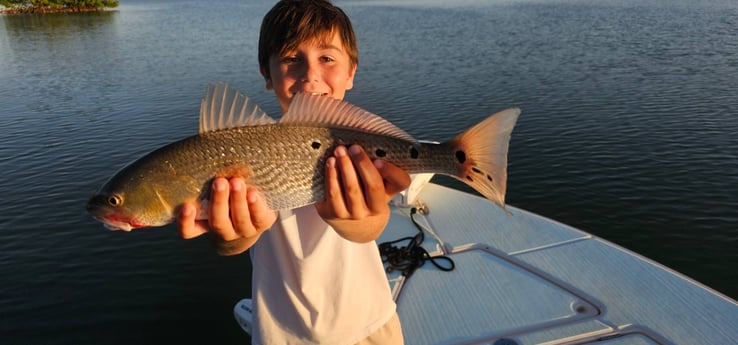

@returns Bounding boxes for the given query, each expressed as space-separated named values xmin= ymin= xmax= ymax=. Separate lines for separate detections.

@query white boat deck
xmin=379 ymin=182 xmax=738 ymax=345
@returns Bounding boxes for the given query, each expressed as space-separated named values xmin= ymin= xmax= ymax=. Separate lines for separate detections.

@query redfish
xmin=87 ymin=83 xmax=519 ymax=231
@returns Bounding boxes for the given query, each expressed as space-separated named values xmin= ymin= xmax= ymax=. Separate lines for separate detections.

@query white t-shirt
xmin=249 ymin=205 xmax=396 ymax=345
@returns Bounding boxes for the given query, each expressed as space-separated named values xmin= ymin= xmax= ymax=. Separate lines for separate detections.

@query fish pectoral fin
xmin=186 ymin=165 xmax=256 ymax=216
xmin=215 ymin=163 xmax=254 ymax=181
xmin=153 ymin=188 xmax=174 ymax=215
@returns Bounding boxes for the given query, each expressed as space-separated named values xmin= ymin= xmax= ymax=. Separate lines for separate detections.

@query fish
xmin=87 ymin=82 xmax=520 ymax=231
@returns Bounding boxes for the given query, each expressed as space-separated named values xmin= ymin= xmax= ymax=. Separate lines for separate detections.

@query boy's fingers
xmin=335 ymin=145 xmax=367 ymax=217
xmin=229 ymin=178 xmax=256 ymax=237
xmin=349 ymin=145 xmax=386 ymax=212
xmin=375 ymin=160 xmax=411 ymax=196
xmin=177 ymin=202 xmax=208 ymax=239
xmin=209 ymin=177 xmax=238 ymax=241
xmin=246 ymin=188 xmax=277 ymax=232
xmin=318 ymin=156 xmax=349 ymax=219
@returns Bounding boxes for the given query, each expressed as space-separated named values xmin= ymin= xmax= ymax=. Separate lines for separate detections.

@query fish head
xmin=86 ymin=162 xmax=191 ymax=231
xmin=86 ymin=192 xmax=152 ymax=231
xmin=86 ymin=183 xmax=174 ymax=231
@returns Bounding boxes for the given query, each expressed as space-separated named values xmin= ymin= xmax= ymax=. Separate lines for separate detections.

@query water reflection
xmin=2 ymin=11 xmax=118 ymax=50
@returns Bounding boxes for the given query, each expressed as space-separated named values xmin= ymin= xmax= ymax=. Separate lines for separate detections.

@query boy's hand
xmin=315 ymin=145 xmax=411 ymax=242
xmin=177 ymin=177 xmax=277 ymax=255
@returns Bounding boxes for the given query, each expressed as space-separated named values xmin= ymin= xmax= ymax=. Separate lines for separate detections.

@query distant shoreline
xmin=1 ymin=6 xmax=110 ymax=15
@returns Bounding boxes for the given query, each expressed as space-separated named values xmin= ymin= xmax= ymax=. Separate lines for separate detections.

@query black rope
xmin=378 ymin=207 xmax=455 ymax=279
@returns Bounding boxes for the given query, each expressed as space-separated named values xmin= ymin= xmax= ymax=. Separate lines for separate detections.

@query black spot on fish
xmin=472 ymin=167 xmax=482 ymax=174
xmin=375 ymin=148 xmax=386 ymax=158
xmin=311 ymin=141 xmax=321 ymax=150
xmin=487 ymin=174 xmax=493 ymax=181
xmin=466 ymin=175 xmax=474 ymax=182
xmin=410 ymin=146 xmax=419 ymax=159
xmin=455 ymin=150 xmax=466 ymax=164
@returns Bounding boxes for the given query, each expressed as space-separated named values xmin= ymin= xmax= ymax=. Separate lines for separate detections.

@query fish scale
xmin=87 ymin=83 xmax=519 ymax=231
xmin=187 ymin=125 xmax=457 ymax=210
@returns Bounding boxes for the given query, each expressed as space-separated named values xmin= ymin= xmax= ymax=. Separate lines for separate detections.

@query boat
xmin=234 ymin=174 xmax=738 ymax=344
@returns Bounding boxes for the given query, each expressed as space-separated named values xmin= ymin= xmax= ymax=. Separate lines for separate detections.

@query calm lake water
xmin=1 ymin=0 xmax=737 ymax=343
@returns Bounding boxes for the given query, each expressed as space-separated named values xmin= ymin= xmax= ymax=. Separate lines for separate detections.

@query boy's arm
xmin=315 ymin=145 xmax=411 ymax=243
xmin=177 ymin=177 xmax=277 ymax=256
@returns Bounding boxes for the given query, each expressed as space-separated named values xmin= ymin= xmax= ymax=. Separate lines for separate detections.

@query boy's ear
xmin=345 ymin=64 xmax=357 ymax=91
xmin=259 ymin=65 xmax=273 ymax=90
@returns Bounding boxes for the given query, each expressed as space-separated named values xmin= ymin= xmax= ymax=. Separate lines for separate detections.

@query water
xmin=1 ymin=0 xmax=736 ymax=343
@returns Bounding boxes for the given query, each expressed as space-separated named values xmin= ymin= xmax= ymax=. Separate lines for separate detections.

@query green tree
xmin=1 ymin=0 xmax=119 ymax=13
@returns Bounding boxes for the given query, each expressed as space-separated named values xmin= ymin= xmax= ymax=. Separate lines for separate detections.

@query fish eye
xmin=107 ymin=194 xmax=124 ymax=207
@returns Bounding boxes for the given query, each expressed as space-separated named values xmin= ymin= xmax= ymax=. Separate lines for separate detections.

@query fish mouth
xmin=86 ymin=194 xmax=146 ymax=231
xmin=89 ymin=213 xmax=137 ymax=232
xmin=87 ymin=203 xmax=144 ymax=232
xmin=103 ymin=222 xmax=134 ymax=232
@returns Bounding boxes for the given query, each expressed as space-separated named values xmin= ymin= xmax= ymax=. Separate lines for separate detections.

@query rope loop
xmin=378 ymin=207 xmax=455 ymax=278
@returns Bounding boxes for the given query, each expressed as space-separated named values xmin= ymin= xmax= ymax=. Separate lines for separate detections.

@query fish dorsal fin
xmin=199 ymin=82 xmax=276 ymax=134
xmin=281 ymin=93 xmax=416 ymax=142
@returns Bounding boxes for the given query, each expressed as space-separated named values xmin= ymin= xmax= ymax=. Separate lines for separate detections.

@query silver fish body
xmin=87 ymin=83 xmax=519 ymax=231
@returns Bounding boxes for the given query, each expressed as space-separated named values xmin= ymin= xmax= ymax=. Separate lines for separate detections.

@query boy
xmin=177 ymin=0 xmax=408 ymax=344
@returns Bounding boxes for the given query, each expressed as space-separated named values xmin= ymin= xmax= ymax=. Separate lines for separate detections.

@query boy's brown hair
xmin=258 ymin=0 xmax=358 ymax=79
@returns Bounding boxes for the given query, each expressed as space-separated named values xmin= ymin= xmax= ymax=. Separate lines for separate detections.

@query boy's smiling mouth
xmin=291 ymin=90 xmax=329 ymax=97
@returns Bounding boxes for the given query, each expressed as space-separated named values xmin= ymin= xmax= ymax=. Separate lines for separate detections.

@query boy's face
xmin=262 ymin=31 xmax=357 ymax=113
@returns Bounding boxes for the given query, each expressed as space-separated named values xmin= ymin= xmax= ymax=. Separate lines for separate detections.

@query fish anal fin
xmin=281 ymin=93 xmax=416 ymax=142
xmin=199 ymin=82 xmax=276 ymax=134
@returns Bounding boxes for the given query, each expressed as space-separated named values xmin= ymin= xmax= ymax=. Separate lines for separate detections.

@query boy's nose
xmin=301 ymin=62 xmax=319 ymax=82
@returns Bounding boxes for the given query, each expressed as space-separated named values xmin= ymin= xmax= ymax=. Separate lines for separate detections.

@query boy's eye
xmin=280 ymin=56 xmax=300 ymax=64
xmin=321 ymin=56 xmax=335 ymax=63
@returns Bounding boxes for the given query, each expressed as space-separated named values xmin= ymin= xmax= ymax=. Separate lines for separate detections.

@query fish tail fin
xmin=446 ymin=108 xmax=520 ymax=209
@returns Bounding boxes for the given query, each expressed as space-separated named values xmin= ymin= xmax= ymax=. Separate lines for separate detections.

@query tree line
xmin=1 ymin=0 xmax=119 ymax=14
